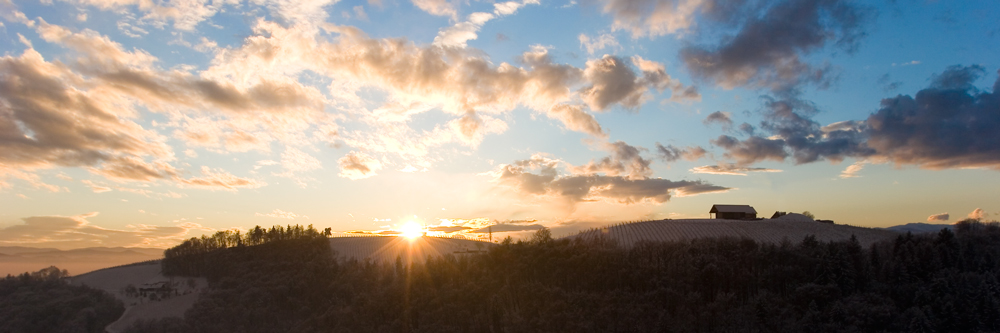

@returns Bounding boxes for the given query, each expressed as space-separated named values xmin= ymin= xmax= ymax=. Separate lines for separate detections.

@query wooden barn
xmin=710 ymin=204 xmax=758 ymax=220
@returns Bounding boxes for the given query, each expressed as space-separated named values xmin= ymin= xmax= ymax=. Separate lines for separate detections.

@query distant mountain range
xmin=882 ymin=223 xmax=953 ymax=234
xmin=0 ymin=246 xmax=163 ymax=277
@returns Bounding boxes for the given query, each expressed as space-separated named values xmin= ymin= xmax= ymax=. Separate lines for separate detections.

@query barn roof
xmin=710 ymin=204 xmax=757 ymax=214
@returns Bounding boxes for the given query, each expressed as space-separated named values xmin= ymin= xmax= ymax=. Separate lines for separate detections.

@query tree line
xmin=0 ymin=266 xmax=124 ymax=333
xmin=131 ymin=219 xmax=1000 ymax=332
xmin=162 ymin=224 xmax=331 ymax=276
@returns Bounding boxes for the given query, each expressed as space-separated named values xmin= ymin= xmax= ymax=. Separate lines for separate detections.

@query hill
xmin=567 ymin=217 xmax=898 ymax=248
xmin=70 ymin=261 xmax=206 ymax=333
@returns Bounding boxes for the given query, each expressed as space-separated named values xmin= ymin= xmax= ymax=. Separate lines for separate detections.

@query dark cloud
xmin=711 ymin=135 xmax=788 ymax=165
xmin=865 ymin=66 xmax=1000 ymax=169
xmin=429 ymin=226 xmax=472 ymax=232
xmin=679 ymin=0 xmax=868 ymax=90
xmin=877 ymin=73 xmax=902 ymax=92
xmin=759 ymin=96 xmax=873 ymax=164
xmin=580 ymin=55 xmax=699 ymax=111
xmin=493 ymin=155 xmax=730 ymax=206
xmin=655 ymin=143 xmax=707 ymax=163
xmin=0 ymin=51 xmax=172 ymax=173
xmin=568 ymin=141 xmax=653 ymax=179
xmin=580 ymin=55 xmax=645 ymax=110
xmin=470 ymin=224 xmax=544 ymax=233
xmin=690 ymin=164 xmax=783 ymax=175
xmin=709 ymin=65 xmax=1000 ymax=170
xmin=703 ymin=111 xmax=733 ymax=127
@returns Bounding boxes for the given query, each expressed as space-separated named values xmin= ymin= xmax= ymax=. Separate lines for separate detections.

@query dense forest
xmin=0 ymin=266 xmax=124 ymax=333
xmin=130 ymin=219 xmax=1000 ymax=332
xmin=162 ymin=224 xmax=331 ymax=277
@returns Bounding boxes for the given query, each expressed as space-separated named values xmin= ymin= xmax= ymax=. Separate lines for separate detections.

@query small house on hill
xmin=711 ymin=204 xmax=757 ymax=220
xmin=771 ymin=211 xmax=787 ymax=219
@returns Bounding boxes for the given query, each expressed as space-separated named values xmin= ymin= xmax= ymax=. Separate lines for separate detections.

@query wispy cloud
xmin=0 ymin=212 xmax=213 ymax=248
xmin=256 ymin=209 xmax=308 ymax=219
xmin=690 ymin=164 xmax=782 ymax=176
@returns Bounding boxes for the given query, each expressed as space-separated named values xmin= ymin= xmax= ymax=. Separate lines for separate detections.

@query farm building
xmin=710 ymin=204 xmax=757 ymax=220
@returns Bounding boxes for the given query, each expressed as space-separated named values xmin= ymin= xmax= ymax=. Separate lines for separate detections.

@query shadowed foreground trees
xmin=0 ymin=266 xmax=124 ymax=333
xmin=134 ymin=219 xmax=1000 ymax=332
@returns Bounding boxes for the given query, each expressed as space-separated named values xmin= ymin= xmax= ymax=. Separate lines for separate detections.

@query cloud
xmin=434 ymin=13 xmax=497 ymax=48
xmin=201 ymin=21 xmax=694 ymax=154
xmin=655 ymin=143 xmax=706 ymax=163
xmin=448 ymin=112 xmax=508 ymax=147
xmin=433 ymin=0 xmax=538 ymax=48
xmin=703 ymin=111 xmax=732 ymax=127
xmin=711 ymin=135 xmax=788 ymax=165
xmin=631 ymin=55 xmax=700 ymax=102
xmin=690 ymin=164 xmax=782 ymax=176
xmin=968 ymin=208 xmax=985 ymax=220
xmin=280 ymin=146 xmax=322 ymax=173
xmin=429 ymin=226 xmax=472 ymax=233
xmin=177 ymin=166 xmax=265 ymax=190
xmin=927 ymin=213 xmax=949 ymax=222
xmin=412 ymin=0 xmax=461 ymax=18
xmin=677 ymin=0 xmax=867 ymax=90
xmin=708 ymin=65 xmax=1000 ymax=171
xmin=491 ymin=155 xmax=730 ymax=207
xmin=88 ymin=156 xmax=176 ymax=182
xmin=0 ymin=47 xmax=173 ymax=176
xmin=80 ymin=180 xmax=112 ymax=193
xmin=338 ymin=151 xmax=382 ymax=180
xmin=1 ymin=20 xmax=337 ymax=190
xmin=711 ymin=94 xmax=873 ymax=166
xmin=58 ymin=0 xmax=341 ymax=31
xmin=877 ymin=73 xmax=902 ymax=92
xmin=865 ymin=65 xmax=1000 ymax=170
xmin=839 ymin=161 xmax=865 ymax=178
xmin=579 ymin=33 xmax=619 ymax=55
xmin=0 ymin=212 xmax=213 ymax=248
xmin=470 ymin=223 xmax=544 ymax=233
xmin=600 ymin=0 xmax=704 ymax=38
xmin=255 ymin=209 xmax=308 ymax=219
xmin=546 ymin=104 xmax=607 ymax=138
xmin=580 ymin=55 xmax=700 ymax=111
xmin=568 ymin=141 xmax=653 ymax=180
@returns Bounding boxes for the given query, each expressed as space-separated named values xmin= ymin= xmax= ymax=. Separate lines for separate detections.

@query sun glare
xmin=400 ymin=222 xmax=423 ymax=240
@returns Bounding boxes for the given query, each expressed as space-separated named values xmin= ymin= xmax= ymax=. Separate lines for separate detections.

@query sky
xmin=0 ymin=0 xmax=998 ymax=249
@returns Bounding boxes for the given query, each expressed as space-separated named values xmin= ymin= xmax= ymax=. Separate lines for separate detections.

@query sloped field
xmin=71 ymin=262 xmax=206 ymax=333
xmin=329 ymin=236 xmax=493 ymax=264
xmin=567 ymin=219 xmax=899 ymax=248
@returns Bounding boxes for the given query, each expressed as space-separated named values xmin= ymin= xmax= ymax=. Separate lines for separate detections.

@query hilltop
xmin=568 ymin=215 xmax=898 ymax=248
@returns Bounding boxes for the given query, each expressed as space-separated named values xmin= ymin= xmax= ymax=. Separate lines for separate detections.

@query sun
xmin=399 ymin=222 xmax=423 ymax=240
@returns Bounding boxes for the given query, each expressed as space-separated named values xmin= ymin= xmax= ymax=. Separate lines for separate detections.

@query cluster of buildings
xmin=708 ymin=204 xmax=833 ymax=224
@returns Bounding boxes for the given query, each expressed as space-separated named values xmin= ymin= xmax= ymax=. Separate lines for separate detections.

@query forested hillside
xmin=131 ymin=220 xmax=1000 ymax=332
xmin=0 ymin=266 xmax=124 ymax=333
